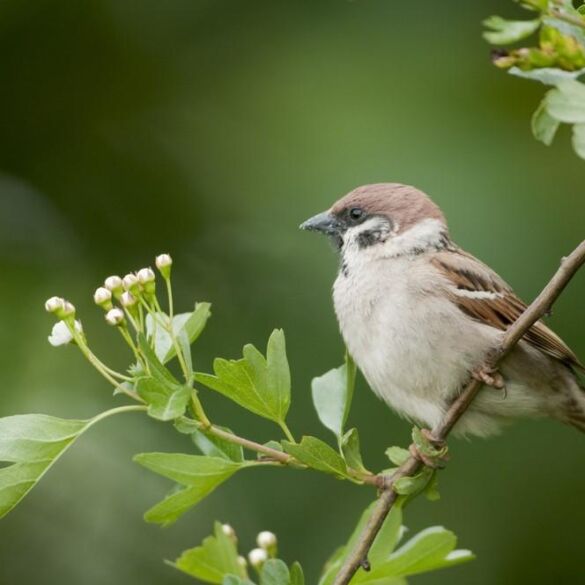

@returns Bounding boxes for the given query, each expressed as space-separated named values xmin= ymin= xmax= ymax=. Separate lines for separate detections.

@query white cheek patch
xmin=342 ymin=217 xmax=392 ymax=248
xmin=451 ymin=287 xmax=504 ymax=300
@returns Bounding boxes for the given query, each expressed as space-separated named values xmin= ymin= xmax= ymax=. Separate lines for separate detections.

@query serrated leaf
xmin=360 ymin=527 xmax=474 ymax=581
xmin=0 ymin=408 xmax=134 ymax=519
xmin=138 ymin=333 xmax=179 ymax=385
xmin=547 ymin=80 xmax=585 ymax=123
xmin=172 ymin=521 xmax=246 ymax=583
xmin=195 ymin=330 xmax=290 ymax=425
xmin=134 ymin=453 xmax=242 ymax=525
xmin=289 ymin=562 xmax=305 ymax=585
xmin=311 ymin=353 xmax=356 ymax=438
xmin=282 ymin=437 xmax=350 ymax=479
xmin=385 ymin=446 xmax=410 ymax=467
xmin=136 ymin=376 xmax=191 ymax=421
xmin=260 ymin=559 xmax=290 ymax=585
xmin=341 ymin=428 xmax=368 ymax=473
xmin=483 ymin=16 xmax=540 ymax=45
xmin=572 ymin=122 xmax=585 ymax=158
xmin=531 ymin=97 xmax=561 ymax=145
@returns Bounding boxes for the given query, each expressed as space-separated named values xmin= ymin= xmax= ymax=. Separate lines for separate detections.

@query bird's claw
xmin=409 ymin=443 xmax=447 ymax=469
xmin=409 ymin=427 xmax=449 ymax=469
xmin=472 ymin=366 xmax=505 ymax=390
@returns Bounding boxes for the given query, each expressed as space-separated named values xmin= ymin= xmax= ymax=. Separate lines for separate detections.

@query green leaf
xmin=572 ymin=122 xmax=585 ymax=158
xmin=260 ymin=559 xmax=290 ymax=585
xmin=0 ymin=407 xmax=139 ymax=519
xmin=509 ymin=66 xmax=585 ymax=86
xmin=223 ymin=577 xmax=255 ymax=585
xmin=191 ymin=427 xmax=244 ymax=463
xmin=135 ymin=376 xmax=191 ymax=421
xmin=393 ymin=468 xmax=433 ymax=497
xmin=195 ymin=330 xmax=290 ymax=425
xmin=546 ymin=80 xmax=585 ymax=123
xmin=367 ymin=504 xmax=404 ymax=567
xmin=341 ymin=428 xmax=368 ymax=473
xmin=282 ymin=437 xmax=350 ymax=479
xmin=361 ymin=527 xmax=474 ymax=581
xmin=385 ymin=446 xmax=410 ymax=467
xmin=311 ymin=353 xmax=355 ymax=438
xmin=137 ymin=333 xmax=179 ymax=385
xmin=532 ymin=98 xmax=561 ymax=145
xmin=424 ymin=472 xmax=441 ymax=502
xmin=172 ymin=521 xmax=246 ymax=583
xmin=145 ymin=302 xmax=212 ymax=364
xmin=289 ymin=562 xmax=305 ymax=585
xmin=134 ymin=453 xmax=242 ymax=525
xmin=483 ymin=16 xmax=540 ymax=45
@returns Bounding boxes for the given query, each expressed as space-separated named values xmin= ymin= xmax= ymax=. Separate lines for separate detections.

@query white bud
xmin=45 ymin=296 xmax=64 ymax=314
xmin=123 ymin=273 xmax=140 ymax=291
xmin=155 ymin=253 xmax=172 ymax=269
xmin=94 ymin=287 xmax=112 ymax=307
xmin=257 ymin=531 xmax=277 ymax=550
xmin=137 ymin=267 xmax=155 ymax=283
xmin=48 ymin=320 xmax=82 ymax=347
xmin=237 ymin=556 xmax=247 ymax=569
xmin=61 ymin=301 xmax=76 ymax=318
xmin=248 ymin=548 xmax=268 ymax=569
xmin=104 ymin=275 xmax=123 ymax=293
xmin=222 ymin=524 xmax=236 ymax=539
xmin=155 ymin=253 xmax=172 ymax=279
xmin=120 ymin=291 xmax=137 ymax=308
xmin=105 ymin=308 xmax=125 ymax=326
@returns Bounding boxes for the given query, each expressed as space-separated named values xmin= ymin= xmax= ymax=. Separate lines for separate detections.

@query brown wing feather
xmin=431 ymin=249 xmax=584 ymax=371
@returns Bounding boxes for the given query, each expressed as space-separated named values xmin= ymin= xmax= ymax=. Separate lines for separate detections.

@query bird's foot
xmin=472 ymin=366 xmax=505 ymax=390
xmin=409 ymin=427 xmax=449 ymax=469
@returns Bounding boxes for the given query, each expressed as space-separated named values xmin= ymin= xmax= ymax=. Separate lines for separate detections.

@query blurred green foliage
xmin=0 ymin=1 xmax=584 ymax=584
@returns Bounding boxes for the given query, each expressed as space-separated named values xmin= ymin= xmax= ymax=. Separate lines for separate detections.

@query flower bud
xmin=222 ymin=524 xmax=236 ymax=540
xmin=120 ymin=291 xmax=138 ymax=308
xmin=248 ymin=548 xmax=268 ymax=570
xmin=155 ymin=253 xmax=172 ymax=279
xmin=45 ymin=296 xmax=64 ymax=314
xmin=104 ymin=275 xmax=124 ymax=298
xmin=237 ymin=556 xmax=247 ymax=569
xmin=58 ymin=301 xmax=76 ymax=320
xmin=48 ymin=320 xmax=82 ymax=347
xmin=94 ymin=287 xmax=113 ymax=310
xmin=123 ymin=273 xmax=141 ymax=294
xmin=105 ymin=308 xmax=125 ymax=326
xmin=256 ymin=531 xmax=277 ymax=551
xmin=137 ymin=267 xmax=156 ymax=296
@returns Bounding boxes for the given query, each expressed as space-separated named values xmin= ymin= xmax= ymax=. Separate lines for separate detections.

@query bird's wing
xmin=431 ymin=248 xmax=584 ymax=371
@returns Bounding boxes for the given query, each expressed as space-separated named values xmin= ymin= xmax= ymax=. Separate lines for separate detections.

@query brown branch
xmin=333 ymin=240 xmax=585 ymax=585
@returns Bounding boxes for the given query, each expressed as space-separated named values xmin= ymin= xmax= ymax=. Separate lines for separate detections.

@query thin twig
xmin=333 ymin=240 xmax=585 ymax=585
xmin=550 ymin=9 xmax=585 ymax=31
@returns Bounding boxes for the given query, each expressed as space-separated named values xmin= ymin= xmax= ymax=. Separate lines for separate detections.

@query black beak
xmin=299 ymin=211 xmax=341 ymax=236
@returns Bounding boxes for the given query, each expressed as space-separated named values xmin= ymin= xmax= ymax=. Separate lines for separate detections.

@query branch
xmin=333 ymin=240 xmax=585 ymax=585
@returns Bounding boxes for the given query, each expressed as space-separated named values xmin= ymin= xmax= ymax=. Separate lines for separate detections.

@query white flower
xmin=104 ymin=275 xmax=123 ymax=293
xmin=105 ymin=308 xmax=125 ymax=326
xmin=137 ymin=267 xmax=155 ymax=283
xmin=120 ymin=291 xmax=137 ymax=308
xmin=248 ymin=548 xmax=268 ymax=569
xmin=61 ymin=301 xmax=76 ymax=318
xmin=94 ymin=287 xmax=112 ymax=306
xmin=48 ymin=320 xmax=82 ymax=347
xmin=45 ymin=296 xmax=64 ymax=314
xmin=257 ymin=531 xmax=277 ymax=550
xmin=221 ymin=524 xmax=236 ymax=539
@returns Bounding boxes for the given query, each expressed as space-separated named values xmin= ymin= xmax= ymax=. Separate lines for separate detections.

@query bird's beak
xmin=299 ymin=211 xmax=341 ymax=236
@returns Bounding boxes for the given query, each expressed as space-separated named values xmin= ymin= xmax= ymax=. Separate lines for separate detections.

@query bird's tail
xmin=564 ymin=371 xmax=585 ymax=433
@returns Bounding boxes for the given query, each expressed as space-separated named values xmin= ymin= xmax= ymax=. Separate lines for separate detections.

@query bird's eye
xmin=348 ymin=207 xmax=364 ymax=221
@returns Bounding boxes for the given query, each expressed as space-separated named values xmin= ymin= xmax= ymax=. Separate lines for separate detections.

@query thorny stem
xmin=332 ymin=240 xmax=585 ymax=585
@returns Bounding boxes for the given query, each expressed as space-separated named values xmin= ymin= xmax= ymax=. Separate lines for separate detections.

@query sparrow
xmin=301 ymin=183 xmax=585 ymax=437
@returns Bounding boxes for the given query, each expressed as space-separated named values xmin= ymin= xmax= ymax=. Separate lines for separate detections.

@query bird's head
xmin=300 ymin=183 xmax=450 ymax=258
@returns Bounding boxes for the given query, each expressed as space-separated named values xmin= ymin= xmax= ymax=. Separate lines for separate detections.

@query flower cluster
xmin=220 ymin=524 xmax=278 ymax=573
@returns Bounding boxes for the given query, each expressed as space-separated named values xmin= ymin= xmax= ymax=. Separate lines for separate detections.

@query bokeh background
xmin=1 ymin=1 xmax=584 ymax=584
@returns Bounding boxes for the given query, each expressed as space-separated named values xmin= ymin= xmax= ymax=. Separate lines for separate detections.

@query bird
xmin=300 ymin=183 xmax=585 ymax=438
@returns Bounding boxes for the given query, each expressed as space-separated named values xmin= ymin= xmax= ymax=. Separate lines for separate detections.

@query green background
xmin=0 ymin=1 xmax=584 ymax=584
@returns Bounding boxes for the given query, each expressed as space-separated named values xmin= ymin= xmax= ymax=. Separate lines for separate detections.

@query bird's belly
xmin=333 ymin=268 xmax=495 ymax=428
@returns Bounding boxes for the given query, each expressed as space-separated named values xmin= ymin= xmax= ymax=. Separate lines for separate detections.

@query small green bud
xmin=122 ymin=273 xmax=141 ymax=294
xmin=256 ymin=531 xmax=277 ymax=557
xmin=137 ymin=267 xmax=156 ymax=296
xmin=155 ymin=253 xmax=172 ymax=279
xmin=94 ymin=287 xmax=113 ymax=310
xmin=237 ymin=556 xmax=247 ymax=569
xmin=55 ymin=300 xmax=76 ymax=321
xmin=221 ymin=524 xmax=236 ymax=541
xmin=120 ymin=291 xmax=138 ymax=308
